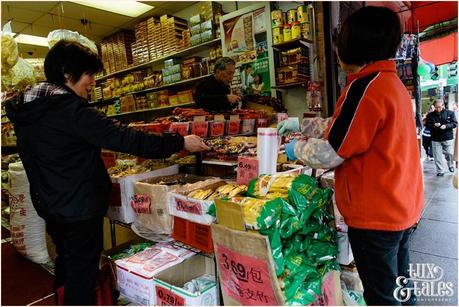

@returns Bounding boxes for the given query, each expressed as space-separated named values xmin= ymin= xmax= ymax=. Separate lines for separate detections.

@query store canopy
xmin=420 ymin=32 xmax=458 ymax=65
xmin=404 ymin=1 xmax=458 ymax=33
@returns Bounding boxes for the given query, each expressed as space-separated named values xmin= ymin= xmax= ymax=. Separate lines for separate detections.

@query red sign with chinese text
xmin=237 ymin=156 xmax=259 ymax=185
xmin=175 ymin=198 xmax=203 ymax=215
xmin=155 ymin=285 xmax=185 ymax=306
xmin=130 ymin=194 xmax=152 ymax=214
xmin=170 ymin=123 xmax=189 ymax=136
xmin=216 ymin=244 xmax=278 ymax=306
xmin=191 ymin=122 xmax=209 ymax=138
xmin=210 ymin=122 xmax=225 ymax=137
xmin=227 ymin=121 xmax=241 ymax=135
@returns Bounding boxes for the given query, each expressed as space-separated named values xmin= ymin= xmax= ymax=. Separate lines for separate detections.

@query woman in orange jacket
xmin=280 ymin=6 xmax=423 ymax=305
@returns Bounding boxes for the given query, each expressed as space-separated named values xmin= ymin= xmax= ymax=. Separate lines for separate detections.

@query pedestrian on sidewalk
xmin=425 ymin=99 xmax=457 ymax=176
xmin=278 ymin=6 xmax=423 ymax=305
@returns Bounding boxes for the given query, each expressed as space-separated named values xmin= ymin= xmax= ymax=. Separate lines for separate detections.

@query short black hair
xmin=214 ymin=57 xmax=235 ymax=73
xmin=44 ymin=40 xmax=103 ymax=84
xmin=336 ymin=6 xmax=401 ymax=66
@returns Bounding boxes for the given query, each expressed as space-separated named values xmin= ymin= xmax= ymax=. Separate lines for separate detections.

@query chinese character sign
xmin=237 ymin=156 xmax=259 ymax=185
xmin=216 ymin=244 xmax=278 ymax=306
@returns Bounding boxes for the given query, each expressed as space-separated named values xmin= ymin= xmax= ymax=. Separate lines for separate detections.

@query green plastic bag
xmin=307 ymin=241 xmax=338 ymax=264
xmin=207 ymin=203 xmax=216 ymax=217
xmin=286 ymin=287 xmax=316 ymax=305
xmin=260 ymin=222 xmax=284 ymax=276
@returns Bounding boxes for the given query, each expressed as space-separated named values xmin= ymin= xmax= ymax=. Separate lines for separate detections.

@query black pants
xmin=422 ymin=136 xmax=433 ymax=157
xmin=348 ymin=227 xmax=416 ymax=306
xmin=46 ymin=216 xmax=104 ymax=305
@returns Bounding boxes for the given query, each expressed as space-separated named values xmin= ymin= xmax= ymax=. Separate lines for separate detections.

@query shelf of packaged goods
xmin=92 ymin=74 xmax=212 ymax=105
xmin=107 ymin=102 xmax=195 ymax=117
xmin=96 ymin=38 xmax=222 ymax=81
xmin=272 ymin=38 xmax=313 ymax=51
xmin=272 ymin=81 xmax=309 ymax=89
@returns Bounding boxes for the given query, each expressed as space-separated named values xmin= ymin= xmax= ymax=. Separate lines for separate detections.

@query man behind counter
xmin=195 ymin=57 xmax=241 ymax=111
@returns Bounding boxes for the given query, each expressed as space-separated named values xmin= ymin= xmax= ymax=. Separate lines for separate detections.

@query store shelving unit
xmin=272 ymin=81 xmax=308 ymax=89
xmin=96 ymin=38 xmax=222 ymax=81
xmin=272 ymin=38 xmax=313 ymax=51
xmin=107 ymin=102 xmax=195 ymax=117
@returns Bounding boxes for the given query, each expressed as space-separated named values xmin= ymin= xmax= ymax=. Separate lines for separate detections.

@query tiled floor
xmin=410 ymin=158 xmax=458 ymax=306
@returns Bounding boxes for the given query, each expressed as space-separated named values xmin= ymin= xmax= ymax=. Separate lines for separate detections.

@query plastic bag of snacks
xmin=47 ymin=29 xmax=98 ymax=54
xmin=247 ymin=173 xmax=297 ymax=199
xmin=1 ymin=22 xmax=18 ymax=74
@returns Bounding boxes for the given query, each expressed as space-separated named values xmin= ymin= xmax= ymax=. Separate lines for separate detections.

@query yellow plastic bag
xmin=1 ymin=22 xmax=19 ymax=74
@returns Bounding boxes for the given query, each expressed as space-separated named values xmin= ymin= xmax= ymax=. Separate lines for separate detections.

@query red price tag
xmin=216 ymin=244 xmax=278 ymax=306
xmin=191 ymin=122 xmax=209 ymax=138
xmin=237 ymin=156 xmax=259 ymax=185
xmin=277 ymin=113 xmax=288 ymax=123
xmin=170 ymin=123 xmax=189 ymax=136
xmin=155 ymin=285 xmax=185 ymax=306
xmin=175 ymin=197 xmax=203 ymax=215
xmin=210 ymin=122 xmax=225 ymax=137
xmin=227 ymin=121 xmax=241 ymax=135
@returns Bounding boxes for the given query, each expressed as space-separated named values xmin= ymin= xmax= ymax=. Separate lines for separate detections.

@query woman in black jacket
xmin=6 ymin=40 xmax=208 ymax=305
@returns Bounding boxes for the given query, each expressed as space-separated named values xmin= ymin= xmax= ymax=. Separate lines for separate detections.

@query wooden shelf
xmin=96 ymin=38 xmax=222 ymax=81
xmin=92 ymin=74 xmax=211 ymax=105
xmin=107 ymin=102 xmax=195 ymax=117
xmin=272 ymin=38 xmax=313 ymax=51
xmin=272 ymin=81 xmax=308 ymax=89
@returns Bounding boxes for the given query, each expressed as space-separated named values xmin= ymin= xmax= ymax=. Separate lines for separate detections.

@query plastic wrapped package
xmin=1 ymin=22 xmax=18 ymax=74
xmin=182 ymin=274 xmax=216 ymax=294
xmin=2 ymin=57 xmax=36 ymax=91
xmin=47 ymin=29 xmax=98 ymax=54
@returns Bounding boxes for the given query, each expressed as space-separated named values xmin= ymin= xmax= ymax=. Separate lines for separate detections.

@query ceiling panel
xmin=2 ymin=1 xmax=57 ymax=13
xmin=1 ymin=7 xmax=45 ymax=24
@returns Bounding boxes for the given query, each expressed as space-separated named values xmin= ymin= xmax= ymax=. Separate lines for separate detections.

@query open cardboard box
xmin=167 ymin=181 xmax=226 ymax=225
xmin=153 ymin=254 xmax=218 ymax=306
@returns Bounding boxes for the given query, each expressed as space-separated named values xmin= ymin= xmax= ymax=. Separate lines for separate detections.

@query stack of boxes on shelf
xmin=189 ymin=1 xmax=222 ymax=46
xmin=146 ymin=16 xmax=162 ymax=60
xmin=276 ymin=44 xmax=311 ymax=85
xmin=131 ymin=21 xmax=150 ymax=65
xmin=100 ymin=31 xmax=135 ymax=74
xmin=161 ymin=15 xmax=189 ymax=56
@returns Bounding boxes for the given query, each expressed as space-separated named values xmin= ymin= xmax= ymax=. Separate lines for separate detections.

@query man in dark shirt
xmin=425 ymin=99 xmax=457 ymax=176
xmin=195 ymin=57 xmax=241 ymax=111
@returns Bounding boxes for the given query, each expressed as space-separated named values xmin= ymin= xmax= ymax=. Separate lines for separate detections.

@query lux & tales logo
xmin=393 ymin=263 xmax=454 ymax=303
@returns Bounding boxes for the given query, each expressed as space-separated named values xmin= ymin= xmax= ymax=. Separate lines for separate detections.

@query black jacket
xmin=5 ymin=82 xmax=184 ymax=223
xmin=425 ymin=109 xmax=457 ymax=142
xmin=195 ymin=75 xmax=233 ymax=111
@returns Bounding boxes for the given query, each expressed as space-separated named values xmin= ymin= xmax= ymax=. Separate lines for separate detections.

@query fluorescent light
xmin=69 ymin=0 xmax=154 ymax=17
xmin=15 ymin=34 xmax=48 ymax=47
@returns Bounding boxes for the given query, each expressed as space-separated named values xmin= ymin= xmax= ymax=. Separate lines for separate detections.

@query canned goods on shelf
xmin=291 ymin=21 xmax=301 ymax=40
xmin=297 ymin=5 xmax=309 ymax=23
xmin=273 ymin=26 xmax=284 ymax=44
xmin=283 ymin=24 xmax=292 ymax=42
xmin=271 ymin=9 xmax=283 ymax=27
xmin=287 ymin=9 xmax=297 ymax=24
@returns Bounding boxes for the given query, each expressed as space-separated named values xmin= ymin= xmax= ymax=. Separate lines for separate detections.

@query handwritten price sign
xmin=130 ymin=194 xmax=151 ymax=214
xmin=170 ymin=123 xmax=189 ymax=136
xmin=216 ymin=244 xmax=278 ymax=306
xmin=210 ymin=122 xmax=225 ymax=137
xmin=237 ymin=156 xmax=259 ymax=185
xmin=155 ymin=285 xmax=185 ymax=306
xmin=191 ymin=122 xmax=209 ymax=138
xmin=227 ymin=120 xmax=241 ymax=135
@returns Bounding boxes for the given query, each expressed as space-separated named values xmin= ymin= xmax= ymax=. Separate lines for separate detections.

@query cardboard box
xmin=116 ymin=242 xmax=196 ymax=305
xmin=153 ymin=254 xmax=218 ymax=306
xmin=167 ymin=181 xmax=225 ymax=225
xmin=107 ymin=165 xmax=179 ymax=224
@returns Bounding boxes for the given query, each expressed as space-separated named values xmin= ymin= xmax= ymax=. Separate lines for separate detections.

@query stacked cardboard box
xmin=199 ymin=1 xmax=223 ymax=24
xmin=160 ymin=15 xmax=188 ymax=56
xmin=147 ymin=16 xmax=162 ymax=60
xmin=132 ymin=21 xmax=150 ymax=65
xmin=100 ymin=31 xmax=135 ymax=74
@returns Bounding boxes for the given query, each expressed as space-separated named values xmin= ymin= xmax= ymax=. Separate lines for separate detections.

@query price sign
xmin=170 ymin=123 xmax=189 ymax=136
xmin=277 ymin=113 xmax=288 ymax=123
xmin=175 ymin=197 xmax=203 ymax=215
xmin=216 ymin=244 xmax=278 ymax=306
xmin=227 ymin=120 xmax=241 ymax=135
xmin=155 ymin=285 xmax=185 ymax=306
xmin=191 ymin=122 xmax=209 ymax=138
xmin=237 ymin=156 xmax=259 ymax=185
xmin=210 ymin=122 xmax=225 ymax=137
xmin=130 ymin=194 xmax=151 ymax=214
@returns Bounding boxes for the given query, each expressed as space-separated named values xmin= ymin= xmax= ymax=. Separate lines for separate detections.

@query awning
xmin=405 ymin=1 xmax=458 ymax=33
xmin=420 ymin=32 xmax=458 ymax=65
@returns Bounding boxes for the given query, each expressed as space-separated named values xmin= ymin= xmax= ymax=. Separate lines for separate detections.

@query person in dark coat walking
xmin=5 ymin=40 xmax=209 ymax=305
xmin=425 ymin=99 xmax=457 ymax=176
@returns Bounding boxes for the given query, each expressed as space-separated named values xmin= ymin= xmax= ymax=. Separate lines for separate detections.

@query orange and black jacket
xmin=325 ymin=60 xmax=423 ymax=231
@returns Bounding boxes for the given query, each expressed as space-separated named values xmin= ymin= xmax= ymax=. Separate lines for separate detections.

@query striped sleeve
xmin=326 ymin=72 xmax=383 ymax=158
